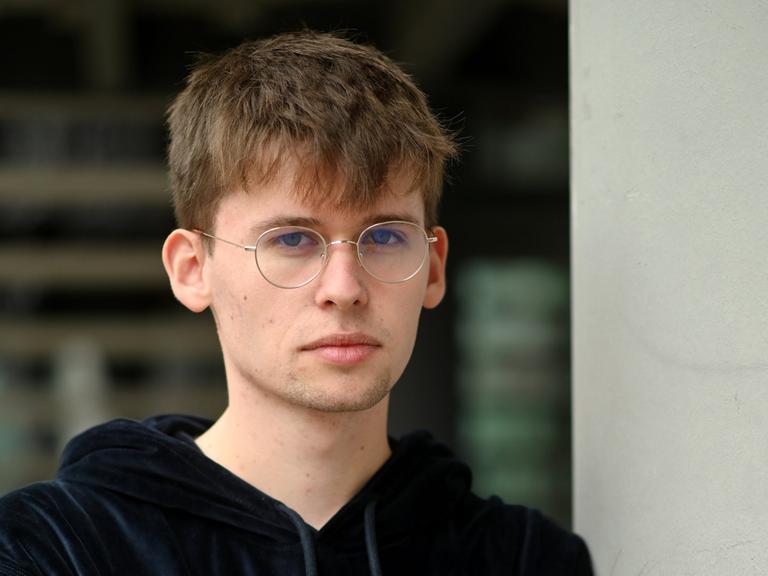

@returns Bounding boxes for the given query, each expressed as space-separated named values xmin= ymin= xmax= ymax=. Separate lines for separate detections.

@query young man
xmin=0 ymin=32 xmax=592 ymax=575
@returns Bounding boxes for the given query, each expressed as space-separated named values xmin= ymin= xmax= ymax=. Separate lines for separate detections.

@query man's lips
xmin=301 ymin=333 xmax=381 ymax=365
xmin=301 ymin=333 xmax=382 ymax=349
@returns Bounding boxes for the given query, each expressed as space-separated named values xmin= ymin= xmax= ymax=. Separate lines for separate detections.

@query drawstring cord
xmin=279 ymin=503 xmax=318 ymax=576
xmin=364 ymin=500 xmax=383 ymax=576
xmin=278 ymin=500 xmax=383 ymax=576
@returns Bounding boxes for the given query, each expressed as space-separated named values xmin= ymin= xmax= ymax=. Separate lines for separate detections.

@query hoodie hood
xmin=2 ymin=415 xmax=593 ymax=575
xmin=57 ymin=415 xmax=472 ymax=552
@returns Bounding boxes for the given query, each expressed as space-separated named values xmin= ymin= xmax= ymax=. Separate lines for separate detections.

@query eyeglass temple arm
xmin=192 ymin=229 xmax=256 ymax=251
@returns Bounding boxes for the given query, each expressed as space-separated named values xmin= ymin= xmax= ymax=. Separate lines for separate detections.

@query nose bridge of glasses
xmin=325 ymin=239 xmax=362 ymax=259
xmin=321 ymin=240 xmax=363 ymax=275
xmin=326 ymin=239 xmax=358 ymax=248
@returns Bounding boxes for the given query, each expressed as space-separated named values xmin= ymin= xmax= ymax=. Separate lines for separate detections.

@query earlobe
xmin=162 ymin=229 xmax=211 ymax=313
xmin=422 ymin=226 xmax=448 ymax=310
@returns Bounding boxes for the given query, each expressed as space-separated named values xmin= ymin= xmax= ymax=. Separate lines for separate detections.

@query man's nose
xmin=313 ymin=241 xmax=368 ymax=310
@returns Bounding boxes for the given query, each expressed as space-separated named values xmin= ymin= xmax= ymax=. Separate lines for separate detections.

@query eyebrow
xmin=361 ymin=213 xmax=422 ymax=227
xmin=248 ymin=212 xmax=422 ymax=238
xmin=249 ymin=216 xmax=322 ymax=236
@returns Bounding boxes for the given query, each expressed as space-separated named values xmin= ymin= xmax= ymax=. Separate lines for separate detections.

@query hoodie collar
xmin=57 ymin=415 xmax=472 ymax=547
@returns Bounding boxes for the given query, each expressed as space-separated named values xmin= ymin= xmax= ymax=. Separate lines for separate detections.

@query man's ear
xmin=162 ymin=229 xmax=212 ymax=313
xmin=423 ymin=226 xmax=448 ymax=310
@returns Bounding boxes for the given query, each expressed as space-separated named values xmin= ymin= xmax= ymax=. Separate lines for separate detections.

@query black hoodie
xmin=0 ymin=415 xmax=592 ymax=575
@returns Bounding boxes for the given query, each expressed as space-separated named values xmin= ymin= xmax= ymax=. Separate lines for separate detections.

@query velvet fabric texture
xmin=0 ymin=415 xmax=592 ymax=575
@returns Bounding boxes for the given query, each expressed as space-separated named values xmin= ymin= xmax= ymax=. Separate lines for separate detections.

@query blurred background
xmin=0 ymin=0 xmax=571 ymax=526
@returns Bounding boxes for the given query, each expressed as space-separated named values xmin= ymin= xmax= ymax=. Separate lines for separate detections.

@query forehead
xmin=214 ymin=170 xmax=426 ymax=235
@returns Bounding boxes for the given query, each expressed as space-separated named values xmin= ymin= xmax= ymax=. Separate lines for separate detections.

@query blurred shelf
xmin=0 ymin=386 xmax=226 ymax=423
xmin=0 ymin=317 xmax=219 ymax=359
xmin=0 ymin=165 xmax=168 ymax=204
xmin=0 ymin=244 xmax=166 ymax=286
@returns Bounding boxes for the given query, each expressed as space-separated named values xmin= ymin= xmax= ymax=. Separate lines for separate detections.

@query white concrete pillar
xmin=571 ymin=2 xmax=768 ymax=574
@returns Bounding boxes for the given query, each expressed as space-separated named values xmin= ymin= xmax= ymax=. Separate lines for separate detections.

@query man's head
xmin=162 ymin=32 xmax=455 ymax=415
xmin=166 ymin=30 xmax=457 ymax=235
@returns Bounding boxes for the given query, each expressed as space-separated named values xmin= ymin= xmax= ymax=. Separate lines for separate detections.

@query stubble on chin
xmin=281 ymin=370 xmax=393 ymax=413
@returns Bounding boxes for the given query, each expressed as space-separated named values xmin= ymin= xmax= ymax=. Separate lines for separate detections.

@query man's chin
xmin=282 ymin=373 xmax=393 ymax=413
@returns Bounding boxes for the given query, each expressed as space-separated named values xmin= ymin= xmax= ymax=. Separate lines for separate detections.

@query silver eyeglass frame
xmin=192 ymin=220 xmax=438 ymax=289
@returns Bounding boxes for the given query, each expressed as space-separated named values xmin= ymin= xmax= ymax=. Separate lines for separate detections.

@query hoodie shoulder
xmin=0 ymin=416 xmax=221 ymax=576
xmin=455 ymin=494 xmax=593 ymax=575
xmin=382 ymin=432 xmax=593 ymax=575
xmin=505 ymin=505 xmax=592 ymax=576
xmin=0 ymin=481 xmax=87 ymax=575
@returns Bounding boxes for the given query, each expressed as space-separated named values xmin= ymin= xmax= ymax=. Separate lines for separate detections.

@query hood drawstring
xmin=279 ymin=503 xmax=318 ymax=576
xmin=363 ymin=500 xmax=383 ymax=576
xmin=279 ymin=500 xmax=383 ymax=576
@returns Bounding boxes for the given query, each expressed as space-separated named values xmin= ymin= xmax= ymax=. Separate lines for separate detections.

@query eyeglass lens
xmin=255 ymin=222 xmax=429 ymax=288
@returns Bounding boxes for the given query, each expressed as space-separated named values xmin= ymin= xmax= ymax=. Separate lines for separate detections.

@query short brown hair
xmin=166 ymin=30 xmax=457 ymax=233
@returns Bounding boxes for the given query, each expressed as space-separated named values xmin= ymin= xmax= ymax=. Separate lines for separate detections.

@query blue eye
xmin=277 ymin=232 xmax=306 ymax=247
xmin=262 ymin=229 xmax=321 ymax=255
xmin=366 ymin=228 xmax=404 ymax=245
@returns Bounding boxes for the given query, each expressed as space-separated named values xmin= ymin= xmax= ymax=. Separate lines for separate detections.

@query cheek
xmin=385 ymin=285 xmax=426 ymax=341
xmin=210 ymin=275 xmax=258 ymax=334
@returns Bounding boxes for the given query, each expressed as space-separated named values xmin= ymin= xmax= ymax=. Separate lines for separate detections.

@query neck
xmin=195 ymin=385 xmax=392 ymax=529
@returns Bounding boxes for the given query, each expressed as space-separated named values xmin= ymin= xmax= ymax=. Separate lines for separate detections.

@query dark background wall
xmin=0 ymin=0 xmax=571 ymax=526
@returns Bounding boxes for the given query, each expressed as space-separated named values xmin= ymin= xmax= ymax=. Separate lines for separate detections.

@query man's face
xmin=198 ymin=171 xmax=447 ymax=414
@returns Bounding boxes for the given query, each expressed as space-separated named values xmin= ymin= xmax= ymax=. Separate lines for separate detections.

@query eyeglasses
xmin=193 ymin=221 xmax=437 ymax=289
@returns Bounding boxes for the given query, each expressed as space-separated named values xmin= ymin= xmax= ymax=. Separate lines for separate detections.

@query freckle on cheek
xmin=243 ymin=295 xmax=248 ymax=301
